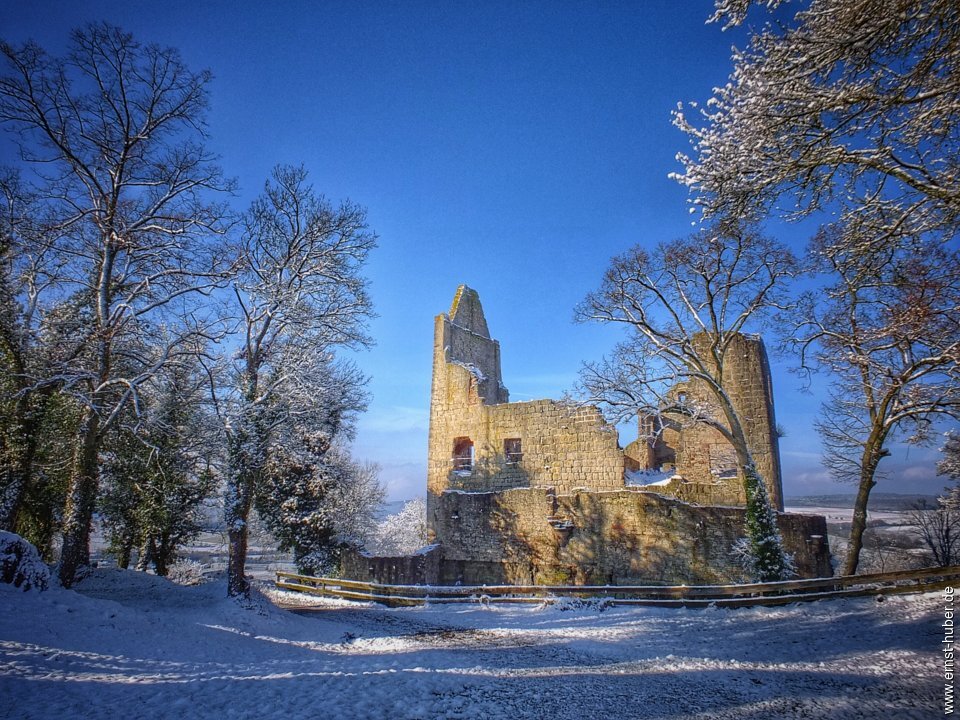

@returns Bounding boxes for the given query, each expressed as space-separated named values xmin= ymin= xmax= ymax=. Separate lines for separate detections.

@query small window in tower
xmin=504 ymin=438 xmax=522 ymax=464
xmin=641 ymin=415 xmax=659 ymax=438
xmin=452 ymin=437 xmax=474 ymax=472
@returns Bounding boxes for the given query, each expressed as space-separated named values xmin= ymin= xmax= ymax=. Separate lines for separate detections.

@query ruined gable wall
xmin=427 ymin=287 xmax=508 ymax=530
xmin=427 ymin=286 xmax=627 ymax=537
xmin=434 ymin=488 xmax=831 ymax=586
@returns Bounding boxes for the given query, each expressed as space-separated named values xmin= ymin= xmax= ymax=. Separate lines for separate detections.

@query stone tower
xmin=432 ymin=285 xmax=509 ymax=409
xmin=426 ymin=286 xmax=509 ymax=530
xmin=635 ymin=333 xmax=784 ymax=512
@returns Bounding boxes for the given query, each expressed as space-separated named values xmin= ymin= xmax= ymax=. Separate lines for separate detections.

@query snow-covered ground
xmin=0 ymin=569 xmax=942 ymax=719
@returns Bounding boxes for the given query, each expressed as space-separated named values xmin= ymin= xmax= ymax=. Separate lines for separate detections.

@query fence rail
xmin=275 ymin=565 xmax=960 ymax=609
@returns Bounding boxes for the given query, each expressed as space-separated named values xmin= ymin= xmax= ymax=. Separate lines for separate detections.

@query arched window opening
xmin=452 ymin=437 xmax=474 ymax=472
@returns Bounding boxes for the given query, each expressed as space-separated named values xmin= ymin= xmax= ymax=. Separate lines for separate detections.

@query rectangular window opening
xmin=504 ymin=438 xmax=522 ymax=464
xmin=453 ymin=437 xmax=474 ymax=472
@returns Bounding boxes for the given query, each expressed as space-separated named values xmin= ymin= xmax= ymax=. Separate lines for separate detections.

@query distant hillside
xmin=786 ymin=493 xmax=938 ymax=511
xmin=375 ymin=499 xmax=412 ymax=520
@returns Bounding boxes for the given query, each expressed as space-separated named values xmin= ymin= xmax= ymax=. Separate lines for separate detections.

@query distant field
xmin=785 ymin=496 xmax=932 ymax=573
xmin=785 ymin=493 xmax=938 ymax=511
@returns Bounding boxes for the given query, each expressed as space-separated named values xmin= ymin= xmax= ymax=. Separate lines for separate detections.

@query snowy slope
xmin=0 ymin=569 xmax=942 ymax=719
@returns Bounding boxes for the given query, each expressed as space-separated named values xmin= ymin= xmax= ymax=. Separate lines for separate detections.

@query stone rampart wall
xmin=432 ymin=487 xmax=830 ymax=585
xmin=340 ymin=546 xmax=440 ymax=585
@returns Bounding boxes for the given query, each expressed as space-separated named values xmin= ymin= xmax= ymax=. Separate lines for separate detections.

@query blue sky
xmin=2 ymin=0 xmax=949 ymax=501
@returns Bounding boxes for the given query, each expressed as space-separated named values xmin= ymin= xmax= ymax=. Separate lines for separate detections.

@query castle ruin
xmin=343 ymin=286 xmax=831 ymax=585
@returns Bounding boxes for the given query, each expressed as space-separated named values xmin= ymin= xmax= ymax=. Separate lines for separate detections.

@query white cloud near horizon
xmin=371 ymin=460 xmax=427 ymax=502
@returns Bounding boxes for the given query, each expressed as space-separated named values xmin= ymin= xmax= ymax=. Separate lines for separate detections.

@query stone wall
xmin=433 ymin=399 xmax=625 ymax=496
xmin=644 ymin=476 xmax=746 ymax=507
xmin=432 ymin=487 xmax=831 ymax=586
xmin=340 ymin=546 xmax=440 ymax=585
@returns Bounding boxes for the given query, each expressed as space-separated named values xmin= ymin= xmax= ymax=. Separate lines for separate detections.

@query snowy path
xmin=0 ymin=569 xmax=943 ymax=719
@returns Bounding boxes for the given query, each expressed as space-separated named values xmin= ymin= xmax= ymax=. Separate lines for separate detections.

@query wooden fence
xmin=275 ymin=564 xmax=960 ymax=609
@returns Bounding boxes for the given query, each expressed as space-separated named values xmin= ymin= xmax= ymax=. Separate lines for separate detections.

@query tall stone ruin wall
xmin=347 ymin=489 xmax=830 ymax=586
xmin=343 ymin=488 xmax=832 ymax=586
xmin=427 ymin=287 xmax=624 ymax=534
xmin=437 ymin=488 xmax=830 ymax=585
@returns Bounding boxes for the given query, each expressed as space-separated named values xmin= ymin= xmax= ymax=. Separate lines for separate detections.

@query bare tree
xmin=576 ymin=222 xmax=795 ymax=581
xmin=220 ymin=164 xmax=375 ymax=598
xmin=940 ymin=432 xmax=960 ymax=508
xmin=0 ymin=24 xmax=233 ymax=586
xmin=795 ymin=227 xmax=960 ymax=574
xmin=859 ymin=529 xmax=895 ymax=574
xmin=911 ymin=499 xmax=960 ymax=568
xmin=913 ymin=434 xmax=960 ymax=567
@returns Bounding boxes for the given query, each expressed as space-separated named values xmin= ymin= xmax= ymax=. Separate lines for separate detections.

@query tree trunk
xmin=226 ymin=418 xmax=256 ymax=597
xmin=153 ymin=532 xmax=172 ymax=576
xmin=0 ymin=395 xmax=44 ymax=530
xmin=116 ymin=534 xmax=133 ymax=570
xmin=57 ymin=409 xmax=101 ymax=587
xmin=226 ymin=465 xmax=254 ymax=596
xmin=59 ymin=237 xmax=117 ymax=587
xmin=226 ymin=369 xmax=262 ymax=598
xmin=136 ymin=537 xmax=156 ymax=572
xmin=842 ymin=465 xmax=879 ymax=575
